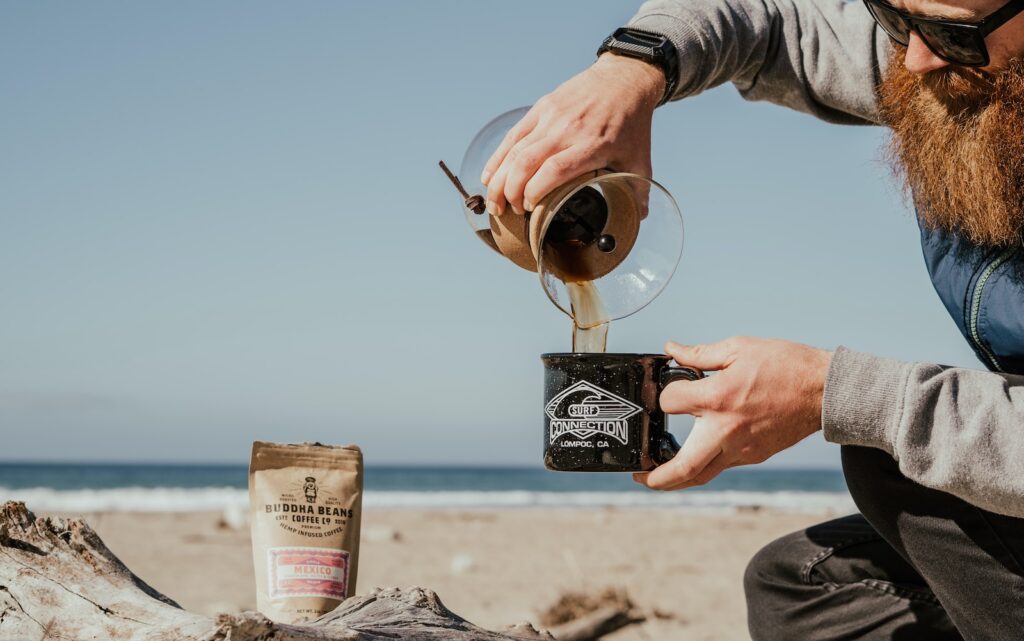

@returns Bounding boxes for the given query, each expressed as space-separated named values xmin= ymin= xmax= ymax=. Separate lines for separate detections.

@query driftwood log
xmin=0 ymin=502 xmax=552 ymax=640
xmin=0 ymin=502 xmax=638 ymax=641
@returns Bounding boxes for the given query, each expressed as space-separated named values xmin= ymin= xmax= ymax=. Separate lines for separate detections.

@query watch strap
xmin=597 ymin=27 xmax=679 ymax=106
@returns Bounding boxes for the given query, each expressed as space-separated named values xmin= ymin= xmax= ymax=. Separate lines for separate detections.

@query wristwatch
xmin=597 ymin=27 xmax=679 ymax=106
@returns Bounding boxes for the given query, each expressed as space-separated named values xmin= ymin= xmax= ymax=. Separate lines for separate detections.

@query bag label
xmin=267 ymin=546 xmax=349 ymax=600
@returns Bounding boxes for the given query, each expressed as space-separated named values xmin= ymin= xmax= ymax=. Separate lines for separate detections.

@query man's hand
xmin=480 ymin=53 xmax=665 ymax=216
xmin=634 ymin=337 xmax=833 ymax=491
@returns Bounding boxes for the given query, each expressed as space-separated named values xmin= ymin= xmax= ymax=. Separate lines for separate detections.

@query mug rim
xmin=541 ymin=352 xmax=670 ymax=359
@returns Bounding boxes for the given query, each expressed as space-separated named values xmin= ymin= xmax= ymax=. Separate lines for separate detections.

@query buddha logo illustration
xmin=545 ymin=380 xmax=642 ymax=445
xmin=303 ymin=476 xmax=318 ymax=504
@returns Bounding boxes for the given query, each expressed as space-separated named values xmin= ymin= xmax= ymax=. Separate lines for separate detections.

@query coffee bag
xmin=249 ymin=441 xmax=363 ymax=623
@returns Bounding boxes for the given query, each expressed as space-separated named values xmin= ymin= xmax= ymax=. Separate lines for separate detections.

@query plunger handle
xmin=439 ymin=160 xmax=486 ymax=215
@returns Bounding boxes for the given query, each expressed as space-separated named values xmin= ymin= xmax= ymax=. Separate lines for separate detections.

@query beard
xmin=879 ymin=50 xmax=1024 ymax=247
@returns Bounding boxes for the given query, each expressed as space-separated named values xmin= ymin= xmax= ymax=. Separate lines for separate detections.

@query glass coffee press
xmin=440 ymin=106 xmax=686 ymax=346
xmin=440 ymin=107 xmax=700 ymax=472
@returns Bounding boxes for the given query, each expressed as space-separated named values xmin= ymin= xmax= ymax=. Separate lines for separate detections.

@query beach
xmin=63 ymin=507 xmax=834 ymax=640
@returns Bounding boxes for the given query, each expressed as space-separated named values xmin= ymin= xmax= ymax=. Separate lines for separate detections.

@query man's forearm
xmin=823 ymin=347 xmax=1024 ymax=517
xmin=627 ymin=0 xmax=890 ymax=124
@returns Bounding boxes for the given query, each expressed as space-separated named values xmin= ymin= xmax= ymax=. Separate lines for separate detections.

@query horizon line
xmin=0 ymin=459 xmax=842 ymax=472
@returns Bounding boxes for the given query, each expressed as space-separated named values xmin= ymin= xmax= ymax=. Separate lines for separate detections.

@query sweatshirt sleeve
xmin=627 ymin=0 xmax=891 ymax=125
xmin=822 ymin=346 xmax=1024 ymax=517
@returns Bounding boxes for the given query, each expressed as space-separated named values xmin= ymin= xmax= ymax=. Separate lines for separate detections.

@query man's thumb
xmin=665 ymin=340 xmax=736 ymax=372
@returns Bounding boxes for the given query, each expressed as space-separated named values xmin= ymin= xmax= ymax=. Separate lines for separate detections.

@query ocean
xmin=0 ymin=463 xmax=854 ymax=513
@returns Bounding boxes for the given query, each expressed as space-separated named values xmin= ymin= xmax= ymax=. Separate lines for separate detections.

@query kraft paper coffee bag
xmin=249 ymin=441 xmax=363 ymax=623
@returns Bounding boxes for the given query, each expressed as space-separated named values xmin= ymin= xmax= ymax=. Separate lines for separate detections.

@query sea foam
xmin=0 ymin=486 xmax=855 ymax=514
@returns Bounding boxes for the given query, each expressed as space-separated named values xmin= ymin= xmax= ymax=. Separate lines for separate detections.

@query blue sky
xmin=0 ymin=1 xmax=978 ymax=466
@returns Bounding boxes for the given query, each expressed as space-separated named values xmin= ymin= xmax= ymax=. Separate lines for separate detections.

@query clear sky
xmin=0 ymin=1 xmax=979 ymax=466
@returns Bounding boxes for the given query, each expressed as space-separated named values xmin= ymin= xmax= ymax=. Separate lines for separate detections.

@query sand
xmin=65 ymin=509 xmax=836 ymax=640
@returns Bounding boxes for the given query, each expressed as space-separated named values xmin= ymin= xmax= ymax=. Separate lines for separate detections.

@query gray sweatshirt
xmin=628 ymin=0 xmax=1024 ymax=517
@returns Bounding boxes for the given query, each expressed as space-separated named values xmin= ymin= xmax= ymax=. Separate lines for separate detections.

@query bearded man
xmin=482 ymin=0 xmax=1024 ymax=638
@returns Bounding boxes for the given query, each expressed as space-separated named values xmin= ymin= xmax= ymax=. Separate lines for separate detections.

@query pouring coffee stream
xmin=567 ymin=281 xmax=609 ymax=353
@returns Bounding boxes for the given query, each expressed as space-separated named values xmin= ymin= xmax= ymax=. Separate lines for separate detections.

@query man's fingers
xmin=665 ymin=339 xmax=739 ymax=372
xmin=635 ymin=449 xmax=734 ymax=492
xmin=659 ymin=376 xmax=710 ymax=415
xmin=523 ymin=147 xmax=603 ymax=212
xmin=502 ymin=140 xmax=562 ymax=216
xmin=658 ymin=452 xmax=733 ymax=491
xmin=485 ymin=131 xmax=548 ymax=216
xmin=484 ymin=162 xmax=509 ymax=216
xmin=692 ymin=452 xmax=734 ymax=485
xmin=641 ymin=419 xmax=724 ymax=490
xmin=482 ymin=109 xmax=539 ymax=186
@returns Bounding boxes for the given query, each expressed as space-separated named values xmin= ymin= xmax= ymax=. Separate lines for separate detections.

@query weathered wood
xmin=0 ymin=501 xmax=210 ymax=640
xmin=0 ymin=502 xmax=552 ymax=641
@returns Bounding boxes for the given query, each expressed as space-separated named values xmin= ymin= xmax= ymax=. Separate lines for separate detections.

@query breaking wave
xmin=0 ymin=486 xmax=854 ymax=514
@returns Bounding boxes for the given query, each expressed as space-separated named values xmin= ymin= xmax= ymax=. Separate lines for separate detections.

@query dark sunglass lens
xmin=867 ymin=2 xmax=911 ymax=44
xmin=917 ymin=23 xmax=986 ymax=65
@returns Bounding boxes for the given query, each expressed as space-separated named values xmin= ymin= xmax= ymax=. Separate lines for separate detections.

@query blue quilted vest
xmin=920 ymin=221 xmax=1024 ymax=375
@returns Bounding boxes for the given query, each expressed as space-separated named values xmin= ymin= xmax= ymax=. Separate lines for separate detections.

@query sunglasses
xmin=863 ymin=0 xmax=1024 ymax=66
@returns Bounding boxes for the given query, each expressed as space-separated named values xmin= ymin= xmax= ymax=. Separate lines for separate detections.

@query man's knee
xmin=744 ymin=530 xmax=806 ymax=595
xmin=745 ymin=515 xmax=880 ymax=641
xmin=744 ymin=530 xmax=811 ymax=641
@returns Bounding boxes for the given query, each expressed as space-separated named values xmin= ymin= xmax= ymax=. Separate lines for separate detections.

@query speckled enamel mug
xmin=542 ymin=353 xmax=702 ymax=472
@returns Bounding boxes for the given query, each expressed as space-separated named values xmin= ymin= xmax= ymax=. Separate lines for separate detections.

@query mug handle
xmin=652 ymin=366 xmax=705 ymax=465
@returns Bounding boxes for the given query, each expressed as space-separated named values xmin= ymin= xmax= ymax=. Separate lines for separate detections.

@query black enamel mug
xmin=542 ymin=353 xmax=703 ymax=472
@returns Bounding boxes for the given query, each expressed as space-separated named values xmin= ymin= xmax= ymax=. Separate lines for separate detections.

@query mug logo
xmin=545 ymin=380 xmax=642 ymax=445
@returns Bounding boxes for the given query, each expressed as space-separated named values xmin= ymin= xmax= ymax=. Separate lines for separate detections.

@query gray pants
xmin=744 ymin=446 xmax=1024 ymax=641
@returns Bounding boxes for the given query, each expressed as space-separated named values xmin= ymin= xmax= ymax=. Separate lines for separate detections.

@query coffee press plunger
xmin=441 ymin=106 xmax=685 ymax=327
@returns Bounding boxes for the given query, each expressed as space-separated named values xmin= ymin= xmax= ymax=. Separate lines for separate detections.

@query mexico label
xmin=267 ymin=546 xmax=349 ymax=600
